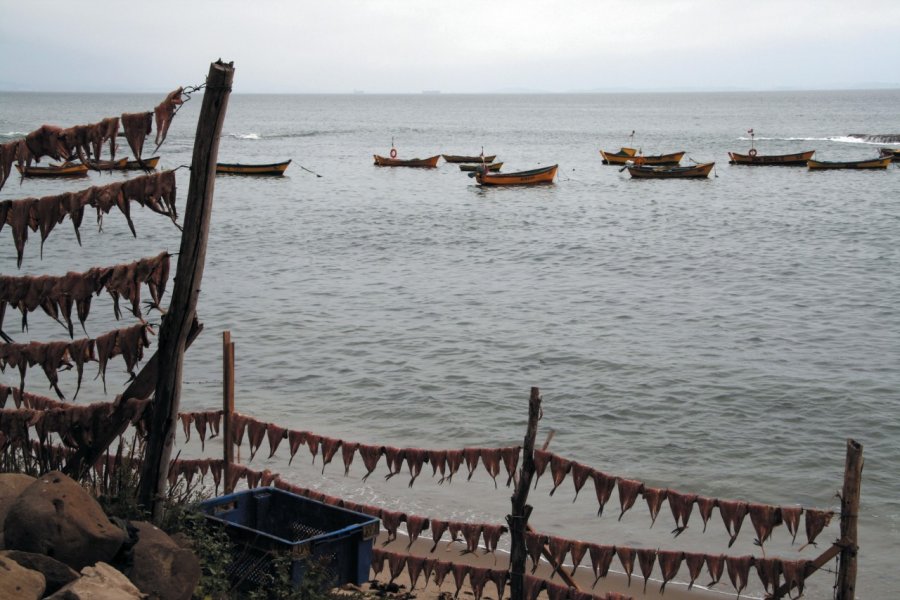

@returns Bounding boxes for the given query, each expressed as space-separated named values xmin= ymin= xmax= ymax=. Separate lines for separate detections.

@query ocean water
xmin=1 ymin=90 xmax=899 ymax=598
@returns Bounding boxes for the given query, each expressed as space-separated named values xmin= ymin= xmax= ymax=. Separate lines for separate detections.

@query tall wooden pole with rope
xmin=138 ymin=60 xmax=234 ymax=521
xmin=507 ymin=387 xmax=542 ymax=600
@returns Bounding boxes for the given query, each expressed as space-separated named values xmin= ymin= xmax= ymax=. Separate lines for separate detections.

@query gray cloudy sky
xmin=2 ymin=0 xmax=898 ymax=93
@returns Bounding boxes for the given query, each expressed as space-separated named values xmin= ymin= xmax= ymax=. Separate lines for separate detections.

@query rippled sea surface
xmin=2 ymin=90 xmax=898 ymax=598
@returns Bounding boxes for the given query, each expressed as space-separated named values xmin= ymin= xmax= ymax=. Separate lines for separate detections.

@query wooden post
xmin=507 ymin=387 xmax=542 ymax=600
xmin=138 ymin=60 xmax=234 ymax=521
xmin=836 ymin=438 xmax=863 ymax=600
xmin=222 ymin=330 xmax=235 ymax=493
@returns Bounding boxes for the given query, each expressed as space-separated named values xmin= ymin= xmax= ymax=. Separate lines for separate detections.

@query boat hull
xmin=216 ymin=160 xmax=292 ymax=175
xmin=373 ymin=155 xmax=440 ymax=168
xmin=89 ymin=156 xmax=160 ymax=170
xmin=459 ymin=162 xmax=503 ymax=172
xmin=475 ymin=164 xmax=557 ymax=185
xmin=807 ymin=157 xmax=891 ymax=170
xmin=601 ymin=150 xmax=684 ymax=166
xmin=15 ymin=163 xmax=89 ymax=177
xmin=442 ymin=154 xmax=497 ymax=163
xmin=879 ymin=148 xmax=900 ymax=162
xmin=728 ymin=150 xmax=815 ymax=166
xmin=627 ymin=162 xmax=715 ymax=179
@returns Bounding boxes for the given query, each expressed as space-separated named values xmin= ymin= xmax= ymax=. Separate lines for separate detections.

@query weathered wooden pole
xmin=222 ymin=330 xmax=235 ymax=493
xmin=836 ymin=438 xmax=863 ymax=600
xmin=138 ymin=60 xmax=234 ymax=520
xmin=507 ymin=387 xmax=542 ymax=600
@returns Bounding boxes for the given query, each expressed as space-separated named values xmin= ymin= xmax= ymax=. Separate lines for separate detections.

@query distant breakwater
xmin=848 ymin=133 xmax=900 ymax=143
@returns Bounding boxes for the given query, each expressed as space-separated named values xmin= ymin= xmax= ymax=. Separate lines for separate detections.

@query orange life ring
xmin=749 ymin=148 xmax=758 ymax=157
xmin=634 ymin=157 xmax=645 ymax=166
xmin=390 ymin=148 xmax=397 ymax=159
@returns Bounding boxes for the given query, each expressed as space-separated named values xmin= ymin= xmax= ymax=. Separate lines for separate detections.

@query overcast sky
xmin=2 ymin=0 xmax=899 ymax=93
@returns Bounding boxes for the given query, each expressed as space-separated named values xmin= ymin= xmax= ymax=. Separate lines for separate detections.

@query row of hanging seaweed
xmin=1 ymin=383 xmax=838 ymax=600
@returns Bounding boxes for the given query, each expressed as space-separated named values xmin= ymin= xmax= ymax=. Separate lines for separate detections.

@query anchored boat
xmin=15 ymin=162 xmax=89 ymax=177
xmin=807 ymin=157 xmax=891 ymax=170
xmin=728 ymin=150 xmax=815 ymax=166
xmin=626 ymin=162 xmax=715 ymax=179
xmin=373 ymin=155 xmax=440 ymax=168
xmin=600 ymin=149 xmax=684 ymax=166
xmin=474 ymin=164 xmax=557 ymax=185
xmin=442 ymin=154 xmax=497 ymax=163
xmin=88 ymin=156 xmax=161 ymax=170
xmin=459 ymin=162 xmax=503 ymax=172
xmin=216 ymin=160 xmax=292 ymax=175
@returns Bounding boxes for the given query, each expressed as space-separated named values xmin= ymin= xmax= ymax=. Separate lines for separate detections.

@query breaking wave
xmin=223 ymin=130 xmax=339 ymax=140
xmin=738 ymin=134 xmax=900 ymax=145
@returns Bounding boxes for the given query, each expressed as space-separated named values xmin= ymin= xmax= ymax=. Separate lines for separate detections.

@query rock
xmin=45 ymin=561 xmax=144 ymax=599
xmin=124 ymin=521 xmax=200 ymax=600
xmin=0 ymin=473 xmax=36 ymax=543
xmin=3 ymin=471 xmax=126 ymax=571
xmin=0 ymin=554 xmax=45 ymax=600
xmin=1 ymin=550 xmax=78 ymax=595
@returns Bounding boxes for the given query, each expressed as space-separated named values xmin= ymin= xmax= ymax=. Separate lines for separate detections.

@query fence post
xmin=508 ymin=387 xmax=542 ymax=600
xmin=836 ymin=438 xmax=863 ymax=600
xmin=223 ymin=330 xmax=235 ymax=493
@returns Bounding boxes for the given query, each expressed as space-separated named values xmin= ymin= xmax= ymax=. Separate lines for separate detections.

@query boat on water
xmin=15 ymin=162 xmax=89 ymax=177
xmin=459 ymin=162 xmax=503 ymax=172
xmin=216 ymin=160 xmax=292 ymax=175
xmin=474 ymin=164 xmax=557 ymax=185
xmin=807 ymin=156 xmax=891 ymax=170
xmin=373 ymin=155 xmax=440 ymax=168
xmin=441 ymin=154 xmax=497 ymax=163
xmin=600 ymin=149 xmax=684 ymax=166
xmin=88 ymin=156 xmax=161 ymax=170
xmin=627 ymin=162 xmax=715 ymax=179
xmin=879 ymin=148 xmax=900 ymax=162
xmin=728 ymin=150 xmax=815 ymax=166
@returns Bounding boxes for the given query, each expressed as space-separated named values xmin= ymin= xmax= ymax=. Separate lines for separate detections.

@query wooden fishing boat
xmin=441 ymin=154 xmax=497 ymax=163
xmin=627 ymin=162 xmax=715 ymax=179
xmin=216 ymin=160 xmax=292 ymax=175
xmin=807 ymin=156 xmax=891 ymax=170
xmin=728 ymin=150 xmax=815 ymax=166
xmin=88 ymin=156 xmax=161 ymax=170
xmin=459 ymin=162 xmax=503 ymax=172
xmin=373 ymin=155 xmax=440 ymax=168
xmin=600 ymin=149 xmax=684 ymax=166
xmin=474 ymin=164 xmax=557 ymax=185
xmin=15 ymin=162 xmax=89 ymax=177
xmin=879 ymin=148 xmax=900 ymax=162
xmin=598 ymin=147 xmax=637 ymax=163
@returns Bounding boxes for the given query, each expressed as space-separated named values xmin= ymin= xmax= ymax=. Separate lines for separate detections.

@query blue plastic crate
xmin=198 ymin=487 xmax=380 ymax=588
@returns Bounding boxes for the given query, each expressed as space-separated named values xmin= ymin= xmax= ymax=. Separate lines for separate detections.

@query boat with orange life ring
xmin=600 ymin=149 xmax=684 ymax=166
xmin=728 ymin=149 xmax=815 ymax=166
xmin=373 ymin=154 xmax=440 ymax=168
xmin=473 ymin=164 xmax=557 ymax=185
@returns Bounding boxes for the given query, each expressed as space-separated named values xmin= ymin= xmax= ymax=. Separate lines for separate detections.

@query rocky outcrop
xmin=124 ymin=521 xmax=201 ymax=600
xmin=1 ymin=551 xmax=79 ymax=595
xmin=3 ymin=471 xmax=126 ymax=571
xmin=0 ymin=554 xmax=45 ymax=600
xmin=0 ymin=473 xmax=36 ymax=545
xmin=45 ymin=562 xmax=145 ymax=599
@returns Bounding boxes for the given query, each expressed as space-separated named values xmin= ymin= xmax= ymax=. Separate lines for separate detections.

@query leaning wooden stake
xmin=138 ymin=60 xmax=234 ymax=520
xmin=836 ymin=438 xmax=863 ymax=600
xmin=507 ymin=387 xmax=542 ymax=600
xmin=222 ymin=330 xmax=236 ymax=493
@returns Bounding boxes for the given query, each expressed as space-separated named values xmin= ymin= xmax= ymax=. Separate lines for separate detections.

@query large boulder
xmin=124 ymin=521 xmax=200 ymax=600
xmin=0 ymin=473 xmax=36 ymax=545
xmin=1 ymin=550 xmax=79 ymax=595
xmin=0 ymin=554 xmax=45 ymax=600
xmin=3 ymin=471 xmax=126 ymax=571
xmin=45 ymin=562 xmax=144 ymax=600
